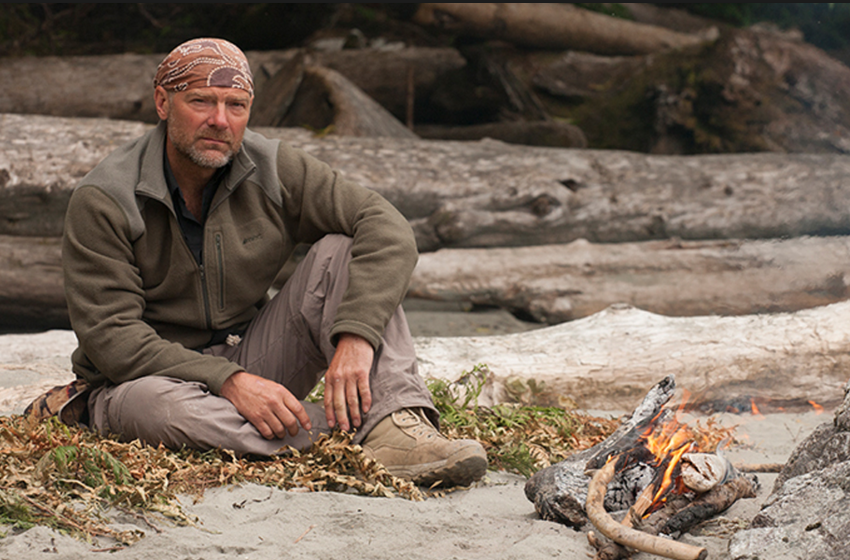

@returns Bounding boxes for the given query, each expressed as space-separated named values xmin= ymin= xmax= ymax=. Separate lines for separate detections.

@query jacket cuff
xmin=329 ymin=321 xmax=383 ymax=351
xmin=207 ymin=361 xmax=246 ymax=395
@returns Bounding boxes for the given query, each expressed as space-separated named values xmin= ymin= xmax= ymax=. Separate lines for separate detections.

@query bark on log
xmin=408 ymin=236 xmax=850 ymax=324
xmin=0 ymin=48 xmax=466 ymax=125
xmin=6 ymin=113 xmax=850 ymax=249
xmin=415 ymin=301 xmax=850 ymax=412
xmin=411 ymin=3 xmax=716 ymax=56
xmin=5 ymin=233 xmax=850 ymax=332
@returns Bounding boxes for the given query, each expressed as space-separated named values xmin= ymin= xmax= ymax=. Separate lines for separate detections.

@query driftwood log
xmin=6 ymin=113 xmax=850 ymax=249
xmin=411 ymin=3 xmax=716 ymax=56
xmin=0 ymin=236 xmax=66 ymax=331
xmin=251 ymin=59 xmax=416 ymax=139
xmin=409 ymin=236 xmax=850 ymax=324
xmin=4 ymin=234 xmax=850 ymax=332
xmin=0 ymin=47 xmax=466 ymax=126
xmin=416 ymin=300 xmax=850 ymax=412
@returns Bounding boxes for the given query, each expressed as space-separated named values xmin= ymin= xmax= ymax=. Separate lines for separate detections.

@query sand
xmin=0 ymin=305 xmax=833 ymax=559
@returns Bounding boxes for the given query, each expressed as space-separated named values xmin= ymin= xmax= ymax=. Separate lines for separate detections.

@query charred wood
xmin=524 ymin=376 xmax=676 ymax=528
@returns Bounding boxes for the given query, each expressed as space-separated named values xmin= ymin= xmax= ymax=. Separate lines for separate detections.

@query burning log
xmin=585 ymin=459 xmax=708 ymax=560
xmin=524 ymin=375 xmax=677 ymax=528
xmin=639 ymin=475 xmax=759 ymax=538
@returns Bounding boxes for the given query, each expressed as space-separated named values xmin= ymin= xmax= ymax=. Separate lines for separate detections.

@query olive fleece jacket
xmin=63 ymin=122 xmax=418 ymax=395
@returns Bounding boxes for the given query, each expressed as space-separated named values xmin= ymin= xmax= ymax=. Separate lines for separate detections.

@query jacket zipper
xmin=198 ymin=263 xmax=213 ymax=330
xmin=215 ymin=232 xmax=225 ymax=312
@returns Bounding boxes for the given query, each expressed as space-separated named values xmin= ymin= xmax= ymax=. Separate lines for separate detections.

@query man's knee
xmin=91 ymin=377 xmax=224 ymax=448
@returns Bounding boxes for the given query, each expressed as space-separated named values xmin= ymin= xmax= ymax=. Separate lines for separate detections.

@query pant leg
xmin=87 ymin=377 xmax=330 ymax=455
xmin=88 ymin=234 xmax=434 ymax=454
xmin=214 ymin=234 xmax=437 ymax=444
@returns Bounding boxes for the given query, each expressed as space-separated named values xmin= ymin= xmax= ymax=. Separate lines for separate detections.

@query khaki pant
xmin=88 ymin=235 xmax=436 ymax=456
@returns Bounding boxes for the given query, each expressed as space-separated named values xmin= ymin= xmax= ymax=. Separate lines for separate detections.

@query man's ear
xmin=154 ymin=86 xmax=170 ymax=121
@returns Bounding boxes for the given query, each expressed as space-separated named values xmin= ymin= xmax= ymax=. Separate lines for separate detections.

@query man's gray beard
xmin=185 ymin=145 xmax=233 ymax=168
xmin=166 ymin=116 xmax=238 ymax=169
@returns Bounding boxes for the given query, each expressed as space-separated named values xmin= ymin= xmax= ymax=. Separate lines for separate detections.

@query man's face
xmin=156 ymin=86 xmax=252 ymax=169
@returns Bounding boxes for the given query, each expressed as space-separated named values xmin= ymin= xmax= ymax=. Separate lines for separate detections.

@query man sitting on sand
xmin=61 ymin=37 xmax=487 ymax=487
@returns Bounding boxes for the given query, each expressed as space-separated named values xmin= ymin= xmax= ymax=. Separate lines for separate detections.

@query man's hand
xmin=221 ymin=371 xmax=312 ymax=440
xmin=324 ymin=333 xmax=375 ymax=432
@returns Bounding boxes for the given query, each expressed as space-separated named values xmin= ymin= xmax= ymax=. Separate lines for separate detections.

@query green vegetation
xmin=427 ymin=364 xmax=617 ymax=477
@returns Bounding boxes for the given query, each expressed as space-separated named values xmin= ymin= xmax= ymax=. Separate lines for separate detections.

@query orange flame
xmin=809 ymin=400 xmax=824 ymax=415
xmin=750 ymin=398 xmax=761 ymax=416
xmin=641 ymin=414 xmax=695 ymax=508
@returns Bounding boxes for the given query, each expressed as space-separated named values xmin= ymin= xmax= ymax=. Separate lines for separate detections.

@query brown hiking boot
xmin=361 ymin=408 xmax=488 ymax=487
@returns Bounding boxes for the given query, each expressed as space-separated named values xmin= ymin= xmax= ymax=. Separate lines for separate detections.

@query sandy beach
xmin=0 ymin=305 xmax=834 ymax=559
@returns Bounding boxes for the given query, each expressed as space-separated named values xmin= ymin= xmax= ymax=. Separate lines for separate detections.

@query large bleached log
xmin=411 ymin=3 xmax=715 ymax=56
xmin=415 ymin=301 xmax=850 ymax=412
xmin=4 ymin=234 xmax=850 ymax=332
xmin=409 ymin=236 xmax=850 ymax=324
xmin=2 ymin=302 xmax=850 ymax=416
xmin=5 ymin=113 xmax=850 ymax=248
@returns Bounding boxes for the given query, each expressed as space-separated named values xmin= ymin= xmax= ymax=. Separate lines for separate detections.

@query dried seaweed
xmin=0 ymin=415 xmax=420 ymax=545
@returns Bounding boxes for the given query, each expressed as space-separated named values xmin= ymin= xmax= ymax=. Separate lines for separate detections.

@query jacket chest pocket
xmin=207 ymin=219 xmax=285 ymax=315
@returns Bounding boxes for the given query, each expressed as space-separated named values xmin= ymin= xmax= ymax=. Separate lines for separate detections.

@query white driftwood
xmin=409 ymin=236 xmax=850 ymax=323
xmin=414 ymin=301 xmax=850 ymax=411
xmin=5 ymin=113 xmax=850 ymax=248
xmin=3 ymin=303 xmax=849 ymax=416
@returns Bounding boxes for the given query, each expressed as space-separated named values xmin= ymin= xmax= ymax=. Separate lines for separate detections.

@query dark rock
xmin=729 ymin=379 xmax=850 ymax=559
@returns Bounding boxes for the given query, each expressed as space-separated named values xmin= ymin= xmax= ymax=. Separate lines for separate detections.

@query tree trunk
xmin=5 ymin=113 xmax=850 ymax=249
xmin=408 ymin=236 xmax=850 ymax=324
xmin=411 ymin=3 xmax=716 ymax=55
xmin=5 ymin=234 xmax=850 ymax=332
xmin=414 ymin=301 xmax=850 ymax=412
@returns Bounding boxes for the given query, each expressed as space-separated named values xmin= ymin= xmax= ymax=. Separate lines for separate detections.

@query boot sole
xmin=388 ymin=448 xmax=488 ymax=487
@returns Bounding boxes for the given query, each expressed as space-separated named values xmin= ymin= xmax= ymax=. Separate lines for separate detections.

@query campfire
xmin=525 ymin=375 xmax=762 ymax=560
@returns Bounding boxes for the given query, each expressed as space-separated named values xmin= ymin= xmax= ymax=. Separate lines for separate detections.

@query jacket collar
xmin=135 ymin=121 xmax=258 ymax=206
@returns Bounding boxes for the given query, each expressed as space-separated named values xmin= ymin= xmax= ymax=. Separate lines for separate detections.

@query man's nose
xmin=207 ymin=102 xmax=229 ymax=128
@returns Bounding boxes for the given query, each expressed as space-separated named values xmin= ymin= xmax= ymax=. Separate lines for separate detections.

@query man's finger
xmin=346 ymin=380 xmax=361 ymax=428
xmin=333 ymin=377 xmax=350 ymax=432
xmin=280 ymin=392 xmax=311 ymax=434
xmin=324 ymin=380 xmax=339 ymax=429
xmin=358 ymin=375 xmax=372 ymax=415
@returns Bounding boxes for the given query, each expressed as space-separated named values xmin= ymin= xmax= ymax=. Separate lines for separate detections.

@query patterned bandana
xmin=153 ymin=38 xmax=254 ymax=96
